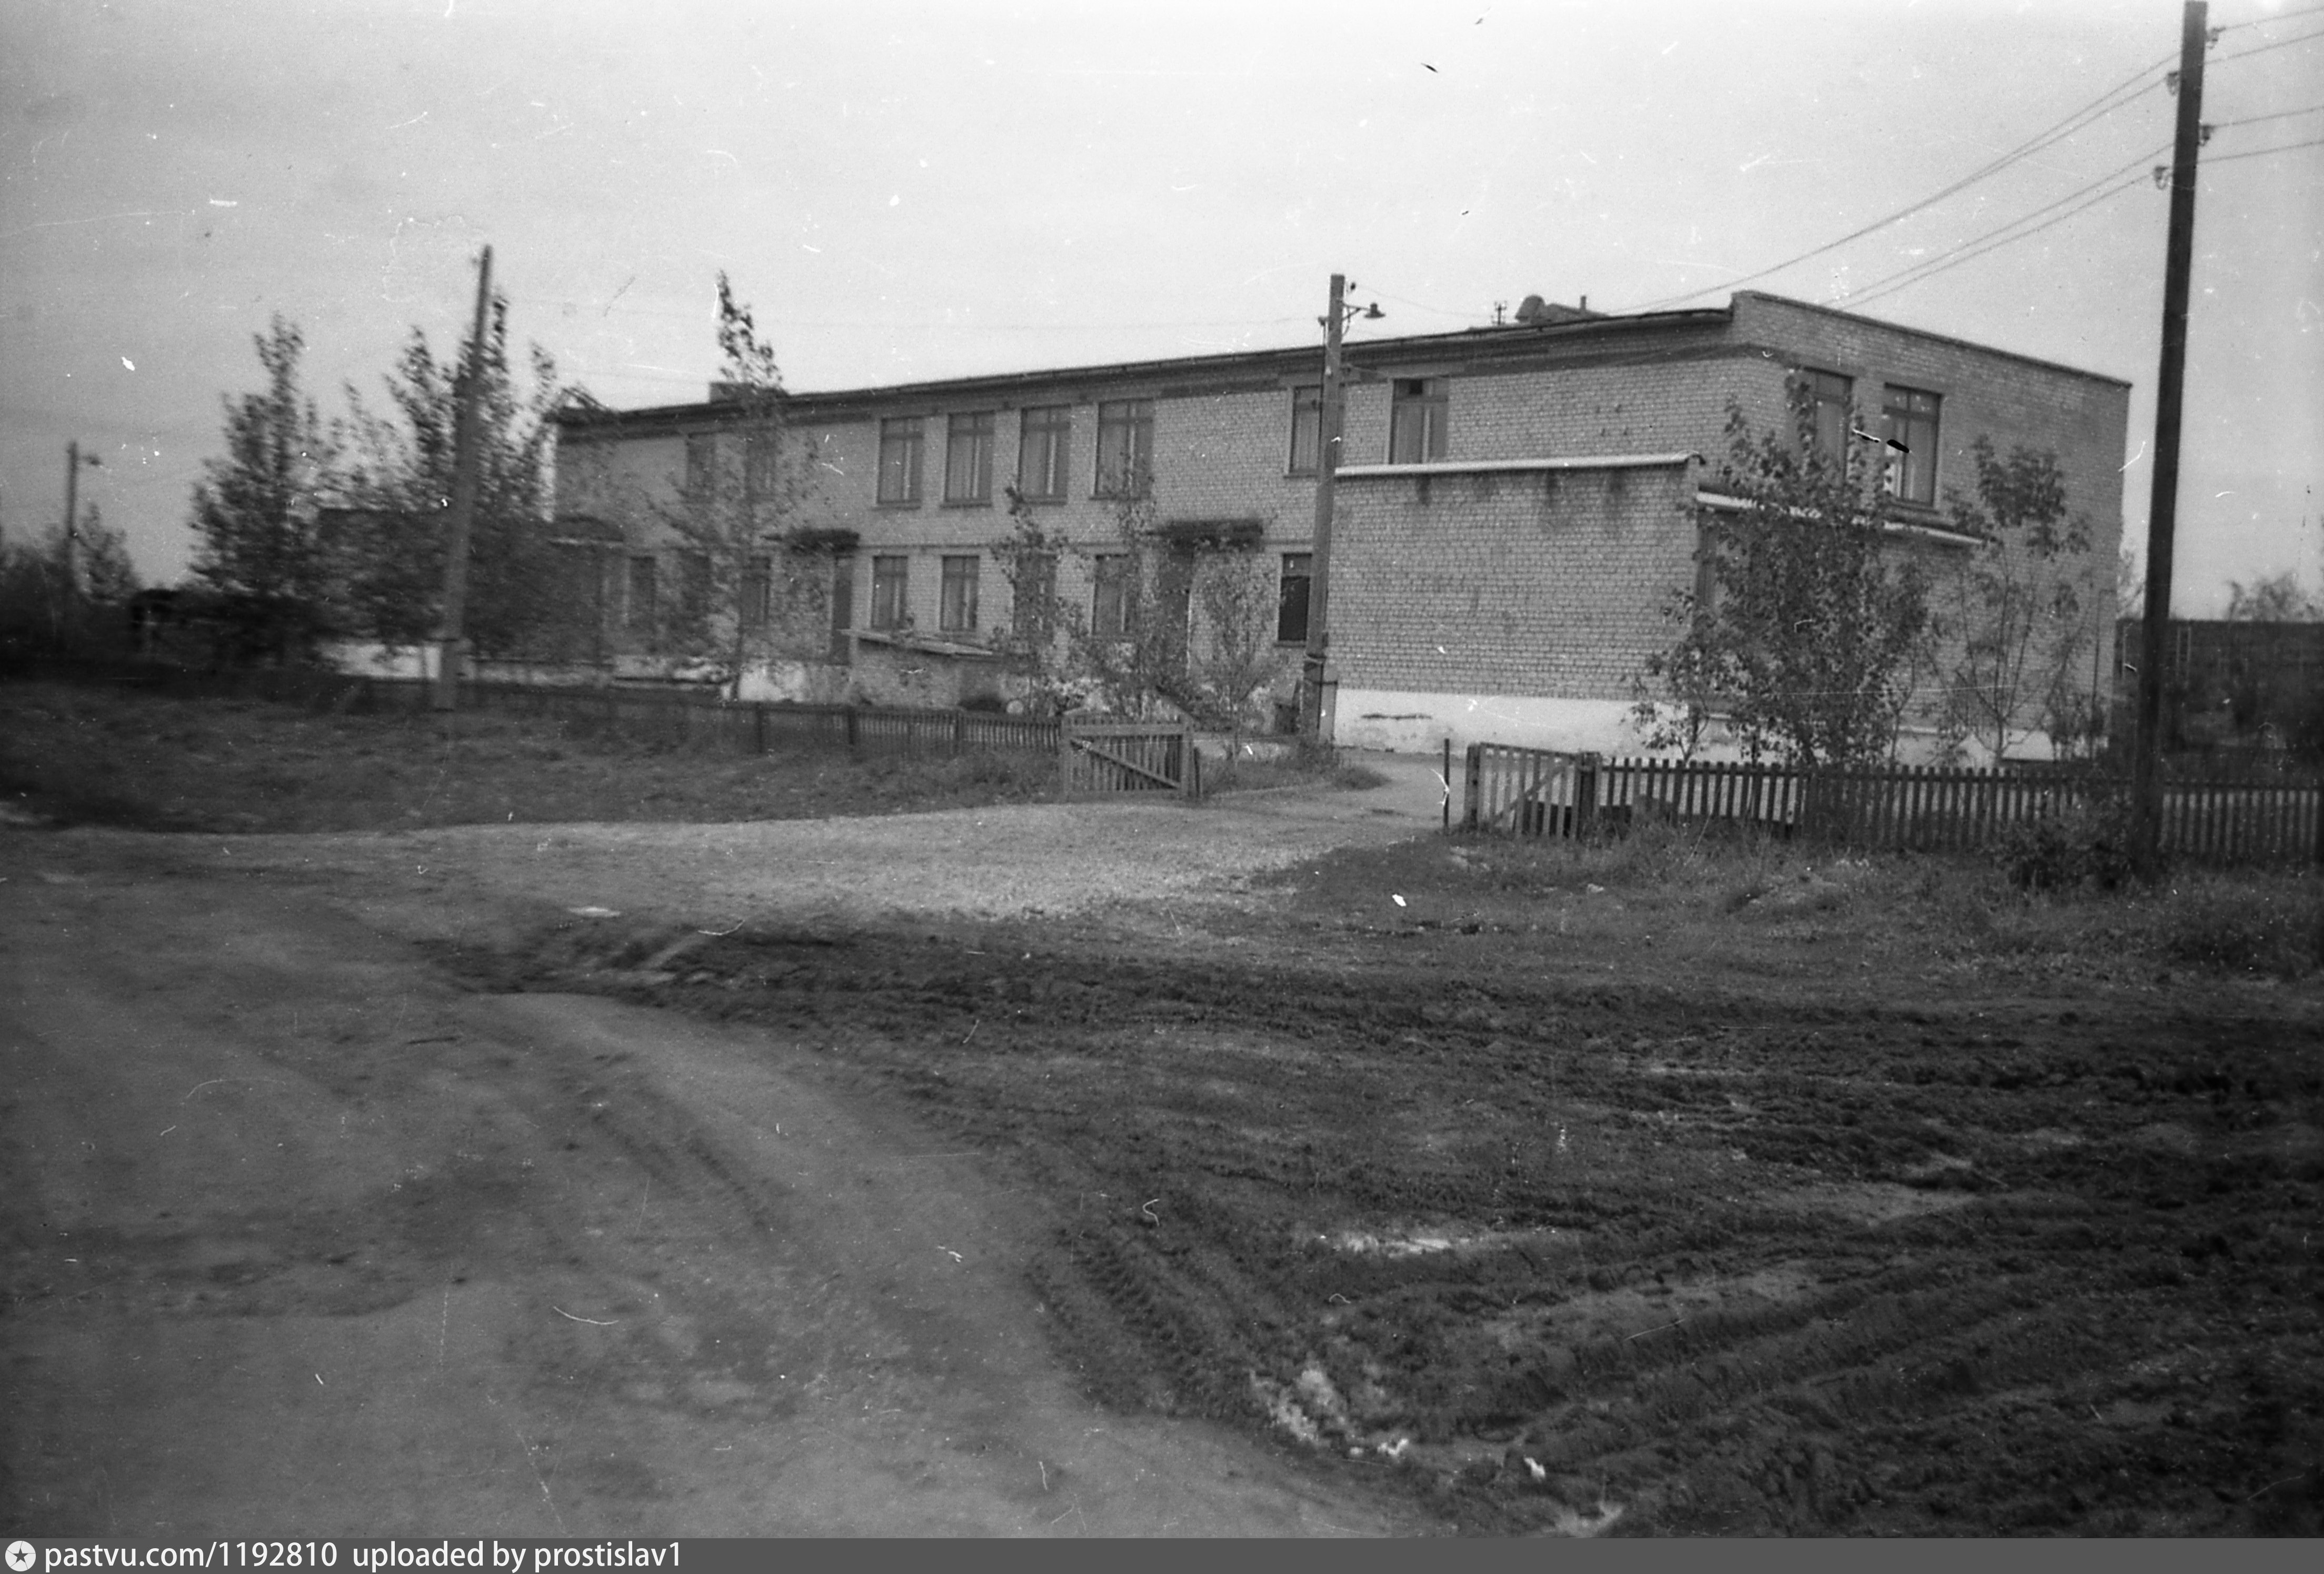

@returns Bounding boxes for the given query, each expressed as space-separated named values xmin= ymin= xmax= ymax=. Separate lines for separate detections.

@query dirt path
xmin=0 ymin=824 xmax=1422 ymax=1536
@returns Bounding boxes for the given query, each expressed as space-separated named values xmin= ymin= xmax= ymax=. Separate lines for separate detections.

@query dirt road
xmin=0 ymin=813 xmax=1430 ymax=1536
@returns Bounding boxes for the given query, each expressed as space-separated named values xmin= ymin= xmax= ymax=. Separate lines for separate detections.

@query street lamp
xmin=1300 ymin=275 xmax=1383 ymax=739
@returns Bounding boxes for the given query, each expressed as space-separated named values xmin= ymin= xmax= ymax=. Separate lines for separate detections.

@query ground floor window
xmin=940 ymin=555 xmax=980 ymax=632
xmin=871 ymin=554 xmax=910 ymax=630
xmin=626 ymin=555 xmax=658 ymax=645
xmin=1091 ymin=553 xmax=1130 ymax=637
xmin=1276 ymin=552 xmax=1312 ymax=644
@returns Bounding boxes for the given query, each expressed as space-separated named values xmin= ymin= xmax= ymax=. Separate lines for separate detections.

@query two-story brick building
xmin=549 ymin=290 xmax=2130 ymax=757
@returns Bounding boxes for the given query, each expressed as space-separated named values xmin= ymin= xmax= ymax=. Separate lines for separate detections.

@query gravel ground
xmin=210 ymin=751 xmax=1455 ymax=927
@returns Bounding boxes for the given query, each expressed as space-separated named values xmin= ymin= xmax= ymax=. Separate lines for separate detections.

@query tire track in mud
xmin=501 ymin=916 xmax=2324 ymax=1536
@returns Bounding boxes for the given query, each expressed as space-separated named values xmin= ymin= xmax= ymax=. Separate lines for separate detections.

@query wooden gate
xmin=1061 ymin=716 xmax=1198 ymax=797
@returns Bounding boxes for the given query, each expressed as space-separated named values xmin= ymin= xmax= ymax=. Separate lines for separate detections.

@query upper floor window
xmin=1881 ymin=386 xmax=1941 ymax=506
xmin=1094 ymin=399 xmax=1153 ymax=499
xmin=684 ymin=434 xmax=717 ymax=499
xmin=870 ymin=554 xmax=910 ymax=629
xmin=744 ymin=429 xmax=780 ymax=503
xmin=626 ymin=555 xmax=659 ymax=642
xmin=940 ymin=555 xmax=981 ymax=632
xmin=1389 ymin=378 xmax=1448 ymax=463
xmin=1018 ymin=406 xmax=1071 ymax=501
xmin=1804 ymin=370 xmax=1852 ymax=464
xmin=1276 ymin=552 xmax=1313 ymax=644
xmin=1288 ymin=386 xmax=1323 ymax=475
xmin=944 ymin=412 xmax=994 ymax=504
xmin=877 ymin=418 xmax=924 ymax=505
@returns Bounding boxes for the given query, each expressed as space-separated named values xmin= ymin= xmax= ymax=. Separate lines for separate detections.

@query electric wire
xmin=1626 ymin=47 xmax=2178 ymax=312
xmin=1843 ymin=142 xmax=2168 ymax=308
xmin=2211 ymin=22 xmax=2324 ymax=63
xmin=2200 ymin=131 xmax=2324 ymax=163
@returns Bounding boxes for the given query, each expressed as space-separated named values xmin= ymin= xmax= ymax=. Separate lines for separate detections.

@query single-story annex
xmin=548 ymin=290 xmax=2130 ymax=758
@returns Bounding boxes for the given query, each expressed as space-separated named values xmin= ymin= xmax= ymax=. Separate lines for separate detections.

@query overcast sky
xmin=4 ymin=0 xmax=2318 ymax=613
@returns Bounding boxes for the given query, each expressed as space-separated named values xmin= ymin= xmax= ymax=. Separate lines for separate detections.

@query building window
xmin=939 ymin=555 xmax=981 ymax=632
xmin=877 ymin=418 xmax=924 ymax=505
xmin=1094 ymin=399 xmax=1153 ymax=498
xmin=1018 ymin=405 xmax=1071 ymax=501
xmin=1804 ymin=369 xmax=1852 ymax=463
xmin=626 ymin=555 xmax=658 ymax=640
xmin=1091 ymin=553 xmax=1130 ymax=637
xmin=1881 ymin=386 xmax=1941 ymax=506
xmin=1276 ymin=552 xmax=1313 ymax=644
xmin=870 ymin=554 xmax=910 ymax=630
xmin=740 ymin=554 xmax=772 ymax=630
xmin=684 ymin=434 xmax=717 ymax=499
xmin=1011 ymin=551 xmax=1056 ymax=639
xmin=1389 ymin=378 xmax=1448 ymax=463
xmin=1288 ymin=386 xmax=1323 ymax=475
xmin=745 ymin=430 xmax=780 ymax=504
xmin=944 ymin=412 xmax=994 ymax=504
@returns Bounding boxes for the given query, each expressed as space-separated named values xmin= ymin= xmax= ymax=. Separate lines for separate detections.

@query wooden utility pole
xmin=61 ymin=440 xmax=99 ymax=614
xmin=1301 ymin=272 xmax=1347 ymax=739
xmin=2131 ymin=2 xmax=2209 ymax=872
xmin=433 ymin=244 xmax=493 ymax=712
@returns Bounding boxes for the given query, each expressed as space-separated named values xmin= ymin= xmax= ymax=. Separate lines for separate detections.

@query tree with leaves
xmin=0 ymin=511 xmax=138 ymax=653
xmin=1635 ymin=391 xmax=1930 ymax=767
xmin=641 ymin=273 xmax=835 ymax=695
xmin=1928 ymin=437 xmax=2098 ymax=762
xmin=2225 ymin=570 xmax=2323 ymax=623
xmin=336 ymin=296 xmax=568 ymax=657
xmin=187 ymin=316 xmax=340 ymax=662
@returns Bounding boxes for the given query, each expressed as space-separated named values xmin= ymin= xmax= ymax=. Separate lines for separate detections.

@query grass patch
xmin=0 ymin=679 xmax=1062 ymax=834
xmin=1206 ymin=737 xmax=1390 ymax=794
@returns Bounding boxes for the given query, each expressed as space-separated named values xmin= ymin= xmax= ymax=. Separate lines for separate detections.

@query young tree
xmin=187 ymin=316 xmax=340 ymax=661
xmin=1636 ymin=393 xmax=1931 ymax=767
xmin=1061 ymin=480 xmax=1203 ymax=718
xmin=646 ymin=273 xmax=835 ymax=695
xmin=336 ymin=296 xmax=568 ymax=656
xmin=1928 ymin=437 xmax=2097 ymax=762
xmin=990 ymin=484 xmax=1084 ymax=713
xmin=1185 ymin=544 xmax=1286 ymax=752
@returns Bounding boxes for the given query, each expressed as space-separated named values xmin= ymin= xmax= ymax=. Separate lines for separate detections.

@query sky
xmin=3 ymin=0 xmax=2319 ymax=614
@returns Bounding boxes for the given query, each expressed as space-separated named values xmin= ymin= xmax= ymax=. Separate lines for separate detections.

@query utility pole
xmin=2131 ymin=2 xmax=2210 ymax=874
xmin=433 ymin=245 xmax=493 ymax=713
xmin=61 ymin=440 xmax=101 ymax=615
xmin=1300 ymin=273 xmax=1348 ymax=739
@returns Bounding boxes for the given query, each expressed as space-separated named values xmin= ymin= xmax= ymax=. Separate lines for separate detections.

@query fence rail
xmin=1461 ymin=742 xmax=2324 ymax=866
xmin=1060 ymin=718 xmax=1198 ymax=797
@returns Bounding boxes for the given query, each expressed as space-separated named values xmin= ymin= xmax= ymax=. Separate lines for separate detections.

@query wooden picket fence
xmin=1461 ymin=742 xmax=2324 ymax=866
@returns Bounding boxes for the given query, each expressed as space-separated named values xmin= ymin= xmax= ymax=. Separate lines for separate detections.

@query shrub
xmin=1991 ymin=796 xmax=2135 ymax=891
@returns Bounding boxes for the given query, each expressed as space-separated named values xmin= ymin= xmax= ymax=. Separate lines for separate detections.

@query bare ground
xmin=5 ymin=685 xmax=2320 ymax=1536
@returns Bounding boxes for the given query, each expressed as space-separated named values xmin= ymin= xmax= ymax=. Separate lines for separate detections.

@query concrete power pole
xmin=2131 ymin=2 xmax=2211 ymax=874
xmin=433 ymin=245 xmax=494 ymax=713
xmin=1301 ymin=273 xmax=1348 ymax=740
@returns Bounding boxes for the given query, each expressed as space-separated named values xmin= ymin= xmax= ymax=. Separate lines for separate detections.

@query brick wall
xmin=1330 ymin=460 xmax=1699 ymax=700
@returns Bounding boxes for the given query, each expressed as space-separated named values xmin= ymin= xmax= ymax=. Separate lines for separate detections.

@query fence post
xmin=1574 ymin=753 xmax=1600 ymax=838
xmin=846 ymin=705 xmax=860 ymax=751
xmin=953 ymin=710 xmax=967 ymax=756
xmin=1442 ymin=738 xmax=1452 ymax=830
xmin=1462 ymin=743 xmax=1482 ymax=832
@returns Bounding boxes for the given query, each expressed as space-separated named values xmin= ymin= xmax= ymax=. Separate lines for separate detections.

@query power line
xmin=2207 ymin=99 xmax=2324 ymax=128
xmin=2211 ymin=20 xmax=2324 ymax=61
xmin=1847 ymin=168 xmax=2153 ymax=310
xmin=2201 ymin=130 xmax=2324 ymax=162
xmin=1627 ymin=47 xmax=2176 ymax=312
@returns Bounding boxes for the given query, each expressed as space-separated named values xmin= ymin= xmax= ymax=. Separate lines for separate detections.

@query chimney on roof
xmin=1513 ymin=294 xmax=1604 ymax=326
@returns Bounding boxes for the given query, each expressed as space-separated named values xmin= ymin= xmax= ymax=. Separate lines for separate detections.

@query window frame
xmin=1090 ymin=552 xmax=1130 ymax=637
xmin=939 ymin=554 xmax=981 ymax=633
xmin=1093 ymin=399 xmax=1154 ymax=499
xmin=1288 ymin=385 xmax=1323 ymax=476
xmin=1276 ymin=552 xmax=1313 ymax=645
xmin=1881 ymin=385 xmax=1941 ymax=507
xmin=1388 ymin=377 xmax=1449 ymax=463
xmin=683 ymin=434 xmax=717 ymax=500
xmin=740 ymin=553 xmax=772 ymax=631
xmin=943 ymin=412 xmax=995 ymax=505
xmin=870 ymin=554 xmax=911 ymax=630
xmin=625 ymin=554 xmax=659 ymax=644
xmin=1017 ymin=405 xmax=1072 ymax=502
xmin=744 ymin=429 xmax=780 ymax=505
xmin=1803 ymin=369 xmax=1853 ymax=465
xmin=876 ymin=417 xmax=925 ymax=506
